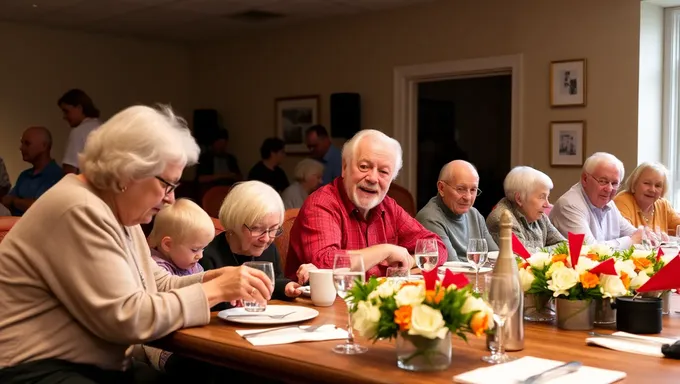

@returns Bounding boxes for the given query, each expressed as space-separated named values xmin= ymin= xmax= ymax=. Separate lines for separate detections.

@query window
xmin=662 ymin=7 xmax=680 ymax=206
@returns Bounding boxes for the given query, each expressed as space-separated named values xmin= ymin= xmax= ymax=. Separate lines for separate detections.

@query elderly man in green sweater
xmin=416 ymin=160 xmax=498 ymax=261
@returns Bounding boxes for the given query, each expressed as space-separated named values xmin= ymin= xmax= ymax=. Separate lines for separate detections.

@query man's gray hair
xmin=504 ymin=166 xmax=553 ymax=203
xmin=341 ymin=129 xmax=403 ymax=180
xmin=583 ymin=152 xmax=625 ymax=181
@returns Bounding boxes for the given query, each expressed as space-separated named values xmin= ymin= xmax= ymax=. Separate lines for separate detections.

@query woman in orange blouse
xmin=614 ymin=162 xmax=680 ymax=236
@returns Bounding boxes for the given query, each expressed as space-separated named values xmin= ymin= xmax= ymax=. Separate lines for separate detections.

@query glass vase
xmin=594 ymin=297 xmax=616 ymax=326
xmin=396 ymin=331 xmax=452 ymax=372
xmin=523 ymin=293 xmax=555 ymax=322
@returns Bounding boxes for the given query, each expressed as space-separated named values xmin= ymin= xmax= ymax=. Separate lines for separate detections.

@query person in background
xmin=195 ymin=129 xmax=242 ymax=186
xmin=0 ymin=156 xmax=10 ymax=199
xmin=248 ymin=138 xmax=289 ymax=192
xmin=486 ymin=166 xmax=565 ymax=252
xmin=200 ymin=181 xmax=303 ymax=311
xmin=416 ymin=160 xmax=498 ymax=262
xmin=614 ymin=162 xmax=680 ymax=237
xmin=58 ymin=88 xmax=102 ymax=174
xmin=285 ymin=129 xmax=442 ymax=280
xmin=2 ymin=126 xmax=62 ymax=216
xmin=550 ymin=152 xmax=644 ymax=248
xmin=281 ymin=158 xmax=324 ymax=209
xmin=305 ymin=125 xmax=342 ymax=185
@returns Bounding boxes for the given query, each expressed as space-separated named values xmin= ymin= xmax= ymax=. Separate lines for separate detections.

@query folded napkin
xmin=235 ymin=324 xmax=348 ymax=346
xmin=453 ymin=356 xmax=626 ymax=384
xmin=586 ymin=331 xmax=677 ymax=357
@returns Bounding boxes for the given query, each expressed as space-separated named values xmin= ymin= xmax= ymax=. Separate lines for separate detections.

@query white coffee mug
xmin=309 ymin=269 xmax=336 ymax=307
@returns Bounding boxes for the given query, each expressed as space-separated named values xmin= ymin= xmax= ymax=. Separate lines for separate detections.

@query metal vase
xmin=594 ymin=297 xmax=616 ymax=326
xmin=556 ymin=298 xmax=595 ymax=330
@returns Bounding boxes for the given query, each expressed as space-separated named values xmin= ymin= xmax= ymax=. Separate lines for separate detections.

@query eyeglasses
xmin=244 ymin=224 xmax=284 ymax=238
xmin=441 ymin=180 xmax=482 ymax=197
xmin=155 ymin=176 xmax=180 ymax=195
xmin=588 ymin=174 xmax=620 ymax=189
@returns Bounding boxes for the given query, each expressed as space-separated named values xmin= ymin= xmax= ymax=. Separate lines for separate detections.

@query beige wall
xmin=0 ymin=22 xmax=193 ymax=182
xmin=193 ymin=0 xmax=641 ymax=200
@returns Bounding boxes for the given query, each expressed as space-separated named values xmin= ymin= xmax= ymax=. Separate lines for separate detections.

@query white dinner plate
xmin=440 ymin=262 xmax=492 ymax=274
xmin=218 ymin=305 xmax=319 ymax=325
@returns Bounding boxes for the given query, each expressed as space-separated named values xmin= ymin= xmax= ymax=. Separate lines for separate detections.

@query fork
xmin=227 ymin=311 xmax=295 ymax=320
xmin=242 ymin=323 xmax=325 ymax=339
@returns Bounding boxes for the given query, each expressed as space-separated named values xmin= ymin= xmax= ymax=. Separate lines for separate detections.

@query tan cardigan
xmin=0 ymin=175 xmax=210 ymax=371
xmin=613 ymin=191 xmax=680 ymax=236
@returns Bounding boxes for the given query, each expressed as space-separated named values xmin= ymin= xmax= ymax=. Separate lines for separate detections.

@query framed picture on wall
xmin=275 ymin=95 xmax=320 ymax=153
xmin=550 ymin=59 xmax=587 ymax=107
xmin=550 ymin=120 xmax=586 ymax=167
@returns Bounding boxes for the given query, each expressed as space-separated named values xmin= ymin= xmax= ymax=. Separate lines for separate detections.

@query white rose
xmin=614 ymin=259 xmax=636 ymax=278
xmin=589 ymin=244 xmax=613 ymax=257
xmin=367 ymin=280 xmax=396 ymax=302
xmin=395 ymin=284 xmax=425 ymax=307
xmin=630 ymin=272 xmax=651 ymax=290
xmin=461 ymin=296 xmax=489 ymax=314
xmin=518 ymin=267 xmax=535 ymax=292
xmin=547 ymin=266 xmax=579 ymax=297
xmin=527 ymin=252 xmax=551 ymax=269
xmin=546 ymin=261 xmax=565 ymax=279
xmin=632 ymin=250 xmax=653 ymax=259
xmin=408 ymin=304 xmax=449 ymax=339
xmin=575 ymin=256 xmax=597 ymax=274
xmin=599 ymin=275 xmax=629 ymax=298
xmin=580 ymin=245 xmax=591 ymax=255
xmin=351 ymin=301 xmax=381 ymax=338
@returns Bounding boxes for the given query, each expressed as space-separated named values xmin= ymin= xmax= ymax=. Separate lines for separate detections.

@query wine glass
xmin=332 ymin=251 xmax=367 ymax=355
xmin=415 ymin=238 xmax=438 ymax=272
xmin=242 ymin=261 xmax=275 ymax=312
xmin=466 ymin=238 xmax=488 ymax=293
xmin=481 ymin=273 xmax=521 ymax=364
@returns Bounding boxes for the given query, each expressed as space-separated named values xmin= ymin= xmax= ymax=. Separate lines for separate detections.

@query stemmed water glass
xmin=466 ymin=238 xmax=488 ymax=293
xmin=481 ymin=273 xmax=521 ymax=364
xmin=415 ymin=238 xmax=439 ymax=272
xmin=332 ymin=251 xmax=367 ymax=355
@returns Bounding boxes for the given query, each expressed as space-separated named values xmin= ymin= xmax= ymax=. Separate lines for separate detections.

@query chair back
xmin=387 ymin=183 xmax=416 ymax=217
xmin=211 ymin=217 xmax=225 ymax=236
xmin=202 ymin=186 xmax=232 ymax=218
xmin=0 ymin=216 xmax=20 ymax=244
xmin=274 ymin=208 xmax=300 ymax=271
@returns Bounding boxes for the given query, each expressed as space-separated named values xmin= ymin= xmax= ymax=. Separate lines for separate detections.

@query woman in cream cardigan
xmin=614 ymin=162 xmax=680 ymax=236
xmin=0 ymin=105 xmax=273 ymax=383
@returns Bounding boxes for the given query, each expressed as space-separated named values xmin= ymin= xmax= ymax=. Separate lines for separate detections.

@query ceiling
xmin=0 ymin=0 xmax=434 ymax=43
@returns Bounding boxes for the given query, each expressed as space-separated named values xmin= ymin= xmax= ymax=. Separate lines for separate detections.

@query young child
xmin=144 ymin=198 xmax=216 ymax=376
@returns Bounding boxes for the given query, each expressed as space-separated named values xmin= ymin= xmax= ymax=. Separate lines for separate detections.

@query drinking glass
xmin=481 ymin=273 xmax=521 ymax=364
xmin=332 ymin=252 xmax=367 ymax=354
xmin=467 ymin=238 xmax=488 ymax=293
xmin=386 ymin=266 xmax=410 ymax=283
xmin=415 ymin=238 xmax=439 ymax=272
xmin=242 ymin=261 xmax=275 ymax=312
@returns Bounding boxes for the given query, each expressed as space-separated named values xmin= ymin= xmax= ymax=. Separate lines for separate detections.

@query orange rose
xmin=586 ymin=253 xmax=599 ymax=261
xmin=633 ymin=258 xmax=652 ymax=272
xmin=470 ymin=311 xmax=490 ymax=337
xmin=394 ymin=305 xmax=413 ymax=331
xmin=552 ymin=254 xmax=568 ymax=263
xmin=520 ymin=262 xmax=530 ymax=270
xmin=426 ymin=288 xmax=445 ymax=304
xmin=620 ymin=271 xmax=631 ymax=290
xmin=579 ymin=271 xmax=600 ymax=289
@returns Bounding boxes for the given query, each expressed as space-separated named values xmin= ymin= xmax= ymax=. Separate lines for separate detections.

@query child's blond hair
xmin=148 ymin=198 xmax=214 ymax=247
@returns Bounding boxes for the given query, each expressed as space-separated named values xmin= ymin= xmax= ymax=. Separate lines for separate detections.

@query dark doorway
xmin=416 ymin=74 xmax=512 ymax=218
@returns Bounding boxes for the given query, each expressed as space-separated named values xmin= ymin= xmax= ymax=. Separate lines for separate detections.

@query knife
xmin=521 ymin=361 xmax=582 ymax=384
xmin=588 ymin=332 xmax=669 ymax=346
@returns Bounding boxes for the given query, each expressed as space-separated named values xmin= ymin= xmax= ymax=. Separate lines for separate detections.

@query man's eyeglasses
xmin=588 ymin=174 xmax=620 ymax=189
xmin=441 ymin=180 xmax=482 ymax=197
xmin=155 ymin=176 xmax=180 ymax=195
xmin=244 ymin=224 xmax=284 ymax=238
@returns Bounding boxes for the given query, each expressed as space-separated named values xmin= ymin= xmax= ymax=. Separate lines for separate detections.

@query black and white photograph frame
xmin=550 ymin=59 xmax=587 ymax=107
xmin=275 ymin=95 xmax=320 ymax=153
xmin=550 ymin=121 xmax=586 ymax=167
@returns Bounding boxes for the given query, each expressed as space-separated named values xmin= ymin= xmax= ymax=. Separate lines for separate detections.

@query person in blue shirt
xmin=305 ymin=125 xmax=342 ymax=185
xmin=2 ymin=126 xmax=63 ymax=216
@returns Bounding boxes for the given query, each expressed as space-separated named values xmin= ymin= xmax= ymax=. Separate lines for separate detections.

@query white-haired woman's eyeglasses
xmin=244 ymin=224 xmax=284 ymax=238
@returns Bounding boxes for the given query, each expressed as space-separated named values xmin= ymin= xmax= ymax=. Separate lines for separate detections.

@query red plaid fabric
xmin=284 ymin=178 xmax=447 ymax=279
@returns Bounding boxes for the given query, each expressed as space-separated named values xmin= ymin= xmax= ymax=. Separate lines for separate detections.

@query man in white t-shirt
xmin=57 ymin=89 xmax=102 ymax=174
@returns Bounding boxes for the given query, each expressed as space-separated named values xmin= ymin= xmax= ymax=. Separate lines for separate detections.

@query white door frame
xmin=392 ymin=54 xmax=524 ymax=199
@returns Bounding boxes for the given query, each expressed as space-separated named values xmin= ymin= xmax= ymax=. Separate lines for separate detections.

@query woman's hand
xmin=296 ymin=263 xmax=318 ymax=285
xmin=202 ymin=266 xmax=273 ymax=307
xmin=285 ymin=281 xmax=302 ymax=298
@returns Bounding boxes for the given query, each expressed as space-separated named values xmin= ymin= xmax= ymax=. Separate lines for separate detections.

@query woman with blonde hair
xmin=614 ymin=161 xmax=680 ymax=236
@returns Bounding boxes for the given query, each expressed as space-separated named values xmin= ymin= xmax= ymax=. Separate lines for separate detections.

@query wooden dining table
xmin=152 ymin=297 xmax=680 ymax=383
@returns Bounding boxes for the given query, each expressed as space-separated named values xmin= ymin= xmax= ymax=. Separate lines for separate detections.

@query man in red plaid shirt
xmin=285 ymin=129 xmax=447 ymax=281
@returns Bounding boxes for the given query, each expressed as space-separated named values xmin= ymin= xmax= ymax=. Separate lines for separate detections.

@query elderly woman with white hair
xmin=486 ymin=166 xmax=565 ymax=252
xmin=614 ymin=162 xmax=680 ymax=236
xmin=200 ymin=180 xmax=303 ymax=311
xmin=281 ymin=158 xmax=324 ymax=209
xmin=0 ymin=105 xmax=273 ymax=383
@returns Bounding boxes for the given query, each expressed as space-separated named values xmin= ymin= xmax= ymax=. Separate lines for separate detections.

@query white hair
xmin=80 ymin=104 xmax=199 ymax=192
xmin=218 ymin=181 xmax=285 ymax=236
xmin=341 ymin=129 xmax=403 ymax=180
xmin=583 ymin=152 xmax=625 ymax=181
xmin=504 ymin=166 xmax=554 ymax=203
xmin=621 ymin=162 xmax=669 ymax=196
xmin=294 ymin=159 xmax=324 ymax=182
